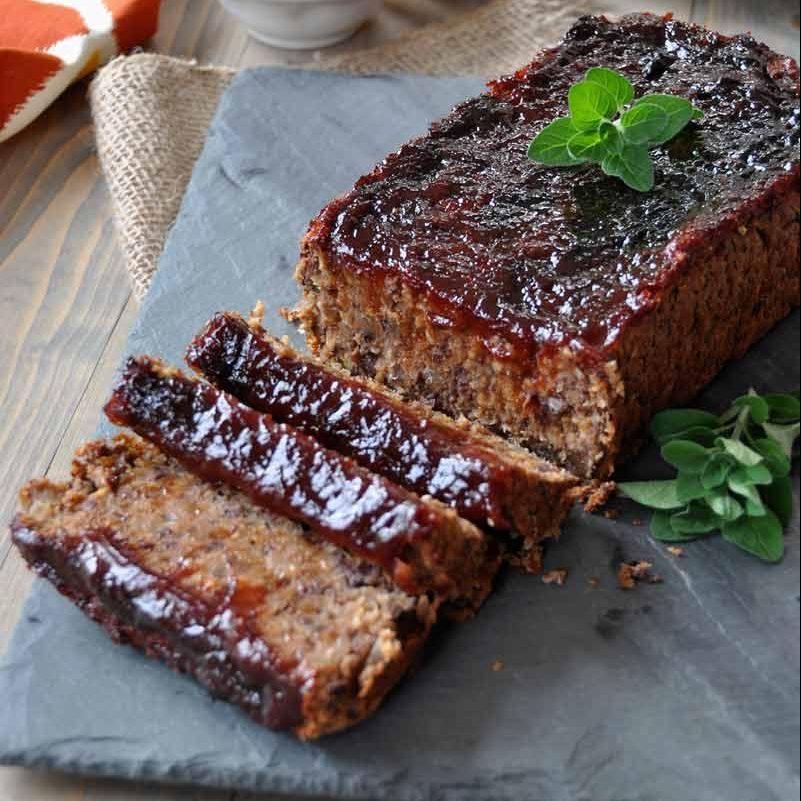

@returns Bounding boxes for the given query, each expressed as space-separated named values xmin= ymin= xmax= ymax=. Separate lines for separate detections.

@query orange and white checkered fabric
xmin=0 ymin=0 xmax=160 ymax=142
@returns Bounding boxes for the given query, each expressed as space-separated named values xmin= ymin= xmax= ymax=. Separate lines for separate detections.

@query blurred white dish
xmin=219 ymin=0 xmax=383 ymax=49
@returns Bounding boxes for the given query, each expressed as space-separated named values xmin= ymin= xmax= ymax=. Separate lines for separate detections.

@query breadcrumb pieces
xmin=582 ymin=481 xmax=617 ymax=513
xmin=247 ymin=300 xmax=266 ymax=331
xmin=618 ymin=561 xmax=663 ymax=590
xmin=491 ymin=660 xmax=505 ymax=673
xmin=509 ymin=545 xmax=544 ymax=575
xmin=542 ymin=569 xmax=569 ymax=587
xmin=667 ymin=546 xmax=686 ymax=558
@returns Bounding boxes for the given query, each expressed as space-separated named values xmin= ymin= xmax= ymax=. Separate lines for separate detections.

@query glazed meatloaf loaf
xmin=295 ymin=13 xmax=801 ymax=478
xmin=11 ymin=436 xmax=436 ymax=740
xmin=187 ymin=312 xmax=582 ymax=556
xmin=105 ymin=357 xmax=498 ymax=610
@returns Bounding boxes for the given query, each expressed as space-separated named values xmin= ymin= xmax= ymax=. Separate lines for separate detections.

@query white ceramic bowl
xmin=219 ymin=0 xmax=383 ymax=49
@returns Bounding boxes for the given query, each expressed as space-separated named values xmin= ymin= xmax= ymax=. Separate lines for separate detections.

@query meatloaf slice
xmin=187 ymin=311 xmax=582 ymax=559
xmin=295 ymin=13 xmax=801 ymax=479
xmin=10 ymin=435 xmax=436 ymax=740
xmin=105 ymin=357 xmax=498 ymax=611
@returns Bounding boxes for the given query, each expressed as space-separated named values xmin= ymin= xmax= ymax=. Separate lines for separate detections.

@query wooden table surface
xmin=1 ymin=1 xmax=798 ymax=798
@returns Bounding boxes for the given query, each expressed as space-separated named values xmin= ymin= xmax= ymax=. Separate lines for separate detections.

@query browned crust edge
xmin=610 ymin=184 xmax=801 ymax=460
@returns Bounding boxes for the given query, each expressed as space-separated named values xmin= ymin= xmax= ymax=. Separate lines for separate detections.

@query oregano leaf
xmin=705 ymin=490 xmax=744 ymax=523
xmin=746 ymin=496 xmax=768 ymax=518
xmin=598 ymin=120 xmax=624 ymax=154
xmin=764 ymin=393 xmax=801 ymax=423
xmin=728 ymin=476 xmax=766 ymax=516
xmin=734 ymin=393 xmax=770 ymax=425
xmin=762 ymin=422 xmax=801 ymax=458
xmin=602 ymin=145 xmax=655 ymax=192
xmin=670 ymin=504 xmax=722 ymax=534
xmin=677 ymin=472 xmax=708 ymax=502
xmin=634 ymin=94 xmax=700 ymax=143
xmin=651 ymin=409 xmax=720 ymax=444
xmin=585 ymin=67 xmax=634 ymax=111
xmin=718 ymin=438 xmax=764 ymax=467
xmin=620 ymin=103 xmax=668 ymax=145
xmin=753 ymin=438 xmax=792 ymax=478
xmin=618 ymin=480 xmax=683 ymax=510
xmin=652 ymin=509 xmax=706 ymax=542
xmin=722 ymin=511 xmax=785 ymax=563
xmin=528 ymin=118 xmax=585 ymax=166
xmin=701 ymin=455 xmax=734 ymax=490
xmin=568 ymin=80 xmax=618 ymax=130
xmin=730 ymin=464 xmax=774 ymax=487
xmin=661 ymin=440 xmax=710 ymax=474
xmin=567 ymin=129 xmax=605 ymax=161
xmin=761 ymin=476 xmax=795 ymax=527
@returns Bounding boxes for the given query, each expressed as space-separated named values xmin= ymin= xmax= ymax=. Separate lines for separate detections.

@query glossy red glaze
xmin=104 ymin=357 xmax=460 ymax=594
xmin=11 ymin=524 xmax=303 ymax=729
xmin=188 ymin=313 xmax=525 ymax=529
xmin=308 ymin=14 xmax=800 ymax=363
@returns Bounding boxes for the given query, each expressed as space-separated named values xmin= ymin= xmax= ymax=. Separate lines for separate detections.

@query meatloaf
xmin=11 ymin=436 xmax=436 ymax=740
xmin=295 ymin=13 xmax=801 ymax=479
xmin=105 ymin=357 xmax=498 ymax=611
xmin=187 ymin=311 xmax=582 ymax=557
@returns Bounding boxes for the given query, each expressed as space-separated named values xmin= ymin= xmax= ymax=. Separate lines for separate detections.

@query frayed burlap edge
xmin=91 ymin=0 xmax=592 ymax=299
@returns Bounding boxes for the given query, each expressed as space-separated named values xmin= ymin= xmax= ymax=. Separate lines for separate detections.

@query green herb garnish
xmin=619 ymin=390 xmax=800 ymax=562
xmin=527 ymin=67 xmax=703 ymax=192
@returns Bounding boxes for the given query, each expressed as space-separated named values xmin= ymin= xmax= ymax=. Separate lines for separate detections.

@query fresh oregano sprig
xmin=527 ymin=67 xmax=703 ymax=192
xmin=619 ymin=390 xmax=799 ymax=562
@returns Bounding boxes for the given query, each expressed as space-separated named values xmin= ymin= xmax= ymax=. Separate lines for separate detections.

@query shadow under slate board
xmin=0 ymin=69 xmax=799 ymax=801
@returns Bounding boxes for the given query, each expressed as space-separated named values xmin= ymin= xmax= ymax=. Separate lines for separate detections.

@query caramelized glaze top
xmin=310 ymin=14 xmax=800 ymax=361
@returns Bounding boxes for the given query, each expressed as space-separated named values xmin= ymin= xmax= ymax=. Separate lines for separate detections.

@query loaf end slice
xmin=10 ymin=435 xmax=436 ymax=740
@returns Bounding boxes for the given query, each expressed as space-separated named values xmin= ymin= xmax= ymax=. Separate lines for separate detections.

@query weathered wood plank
xmin=0 ymin=295 xmax=138 ymax=656
xmin=601 ymin=0 xmax=694 ymax=20
xmin=0 ymin=770 xmax=86 ymax=801
xmin=692 ymin=0 xmax=800 ymax=58
xmin=0 ymin=131 xmax=131 ymax=571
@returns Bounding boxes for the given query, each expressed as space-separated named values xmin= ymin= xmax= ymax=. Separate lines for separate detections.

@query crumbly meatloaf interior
xmin=296 ymin=253 xmax=622 ymax=478
xmin=297 ymin=186 xmax=800 ymax=478
xmin=12 ymin=435 xmax=435 ymax=740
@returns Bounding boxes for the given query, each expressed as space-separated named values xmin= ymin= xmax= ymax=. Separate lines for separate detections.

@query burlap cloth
xmin=91 ymin=0 xmax=592 ymax=299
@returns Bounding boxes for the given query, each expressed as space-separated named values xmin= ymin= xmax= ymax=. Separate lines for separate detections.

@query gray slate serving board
xmin=1 ymin=69 xmax=799 ymax=801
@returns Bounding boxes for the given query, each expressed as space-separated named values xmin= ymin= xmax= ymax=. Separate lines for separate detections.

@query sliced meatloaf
xmin=105 ymin=357 xmax=499 ymax=611
xmin=11 ymin=435 xmax=436 ymax=740
xmin=295 ymin=13 xmax=801 ymax=478
xmin=187 ymin=311 xmax=582 ymax=560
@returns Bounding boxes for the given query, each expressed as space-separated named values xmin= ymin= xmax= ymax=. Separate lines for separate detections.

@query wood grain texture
xmin=0 ymin=1 xmax=797 ymax=798
xmin=692 ymin=0 xmax=800 ymax=58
